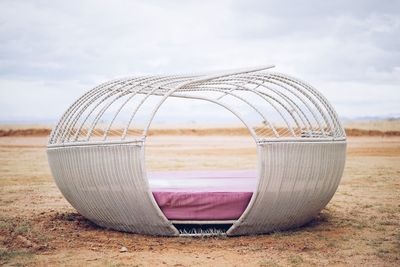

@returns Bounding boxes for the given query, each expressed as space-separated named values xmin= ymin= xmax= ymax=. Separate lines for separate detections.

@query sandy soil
xmin=2 ymin=119 xmax=400 ymax=138
xmin=0 ymin=134 xmax=399 ymax=266
xmin=344 ymin=119 xmax=400 ymax=131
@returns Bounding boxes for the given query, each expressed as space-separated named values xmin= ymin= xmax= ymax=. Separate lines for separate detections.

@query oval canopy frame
xmin=47 ymin=66 xmax=347 ymax=236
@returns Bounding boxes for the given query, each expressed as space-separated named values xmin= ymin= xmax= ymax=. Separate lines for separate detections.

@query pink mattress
xmin=149 ymin=170 xmax=257 ymax=221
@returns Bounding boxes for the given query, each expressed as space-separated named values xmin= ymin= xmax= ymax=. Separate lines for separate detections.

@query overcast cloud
xmin=0 ymin=0 xmax=399 ymax=122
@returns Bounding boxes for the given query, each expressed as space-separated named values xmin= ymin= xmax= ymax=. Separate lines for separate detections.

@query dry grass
xmin=1 ymin=126 xmax=400 ymax=138
xmin=0 ymin=131 xmax=399 ymax=266
xmin=344 ymin=119 xmax=400 ymax=131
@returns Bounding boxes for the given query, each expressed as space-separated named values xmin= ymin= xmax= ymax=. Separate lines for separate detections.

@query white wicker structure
xmin=47 ymin=65 xmax=347 ymax=236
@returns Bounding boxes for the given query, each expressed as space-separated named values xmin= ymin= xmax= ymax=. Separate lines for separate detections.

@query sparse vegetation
xmin=288 ymin=255 xmax=304 ymax=265
xmin=0 ymin=249 xmax=34 ymax=265
xmin=0 ymin=216 xmax=13 ymax=231
xmin=0 ymin=132 xmax=399 ymax=266
xmin=259 ymin=259 xmax=281 ymax=267
xmin=14 ymin=221 xmax=31 ymax=234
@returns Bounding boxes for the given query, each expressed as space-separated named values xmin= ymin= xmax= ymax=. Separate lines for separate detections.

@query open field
xmin=1 ymin=119 xmax=400 ymax=138
xmin=0 ymin=130 xmax=399 ymax=266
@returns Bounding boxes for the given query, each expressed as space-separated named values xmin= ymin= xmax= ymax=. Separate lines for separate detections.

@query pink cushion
xmin=149 ymin=170 xmax=257 ymax=220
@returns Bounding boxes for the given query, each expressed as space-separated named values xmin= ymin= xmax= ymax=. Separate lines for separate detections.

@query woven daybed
xmin=47 ymin=65 xmax=347 ymax=236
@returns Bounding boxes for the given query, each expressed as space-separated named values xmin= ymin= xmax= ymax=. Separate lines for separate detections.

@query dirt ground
xmin=0 ymin=133 xmax=399 ymax=266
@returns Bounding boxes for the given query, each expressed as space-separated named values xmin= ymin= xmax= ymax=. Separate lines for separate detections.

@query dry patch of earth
xmin=0 ymin=134 xmax=399 ymax=266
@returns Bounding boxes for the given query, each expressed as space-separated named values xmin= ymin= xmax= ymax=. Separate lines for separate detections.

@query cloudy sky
xmin=0 ymin=0 xmax=399 ymax=123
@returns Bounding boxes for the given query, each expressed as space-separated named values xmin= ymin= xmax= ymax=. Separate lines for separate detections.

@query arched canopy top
xmin=48 ymin=66 xmax=346 ymax=146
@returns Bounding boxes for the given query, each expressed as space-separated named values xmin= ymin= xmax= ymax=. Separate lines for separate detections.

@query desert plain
xmin=0 ymin=122 xmax=399 ymax=266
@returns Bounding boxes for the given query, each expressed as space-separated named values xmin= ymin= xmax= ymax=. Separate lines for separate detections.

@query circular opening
xmin=144 ymin=97 xmax=257 ymax=233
